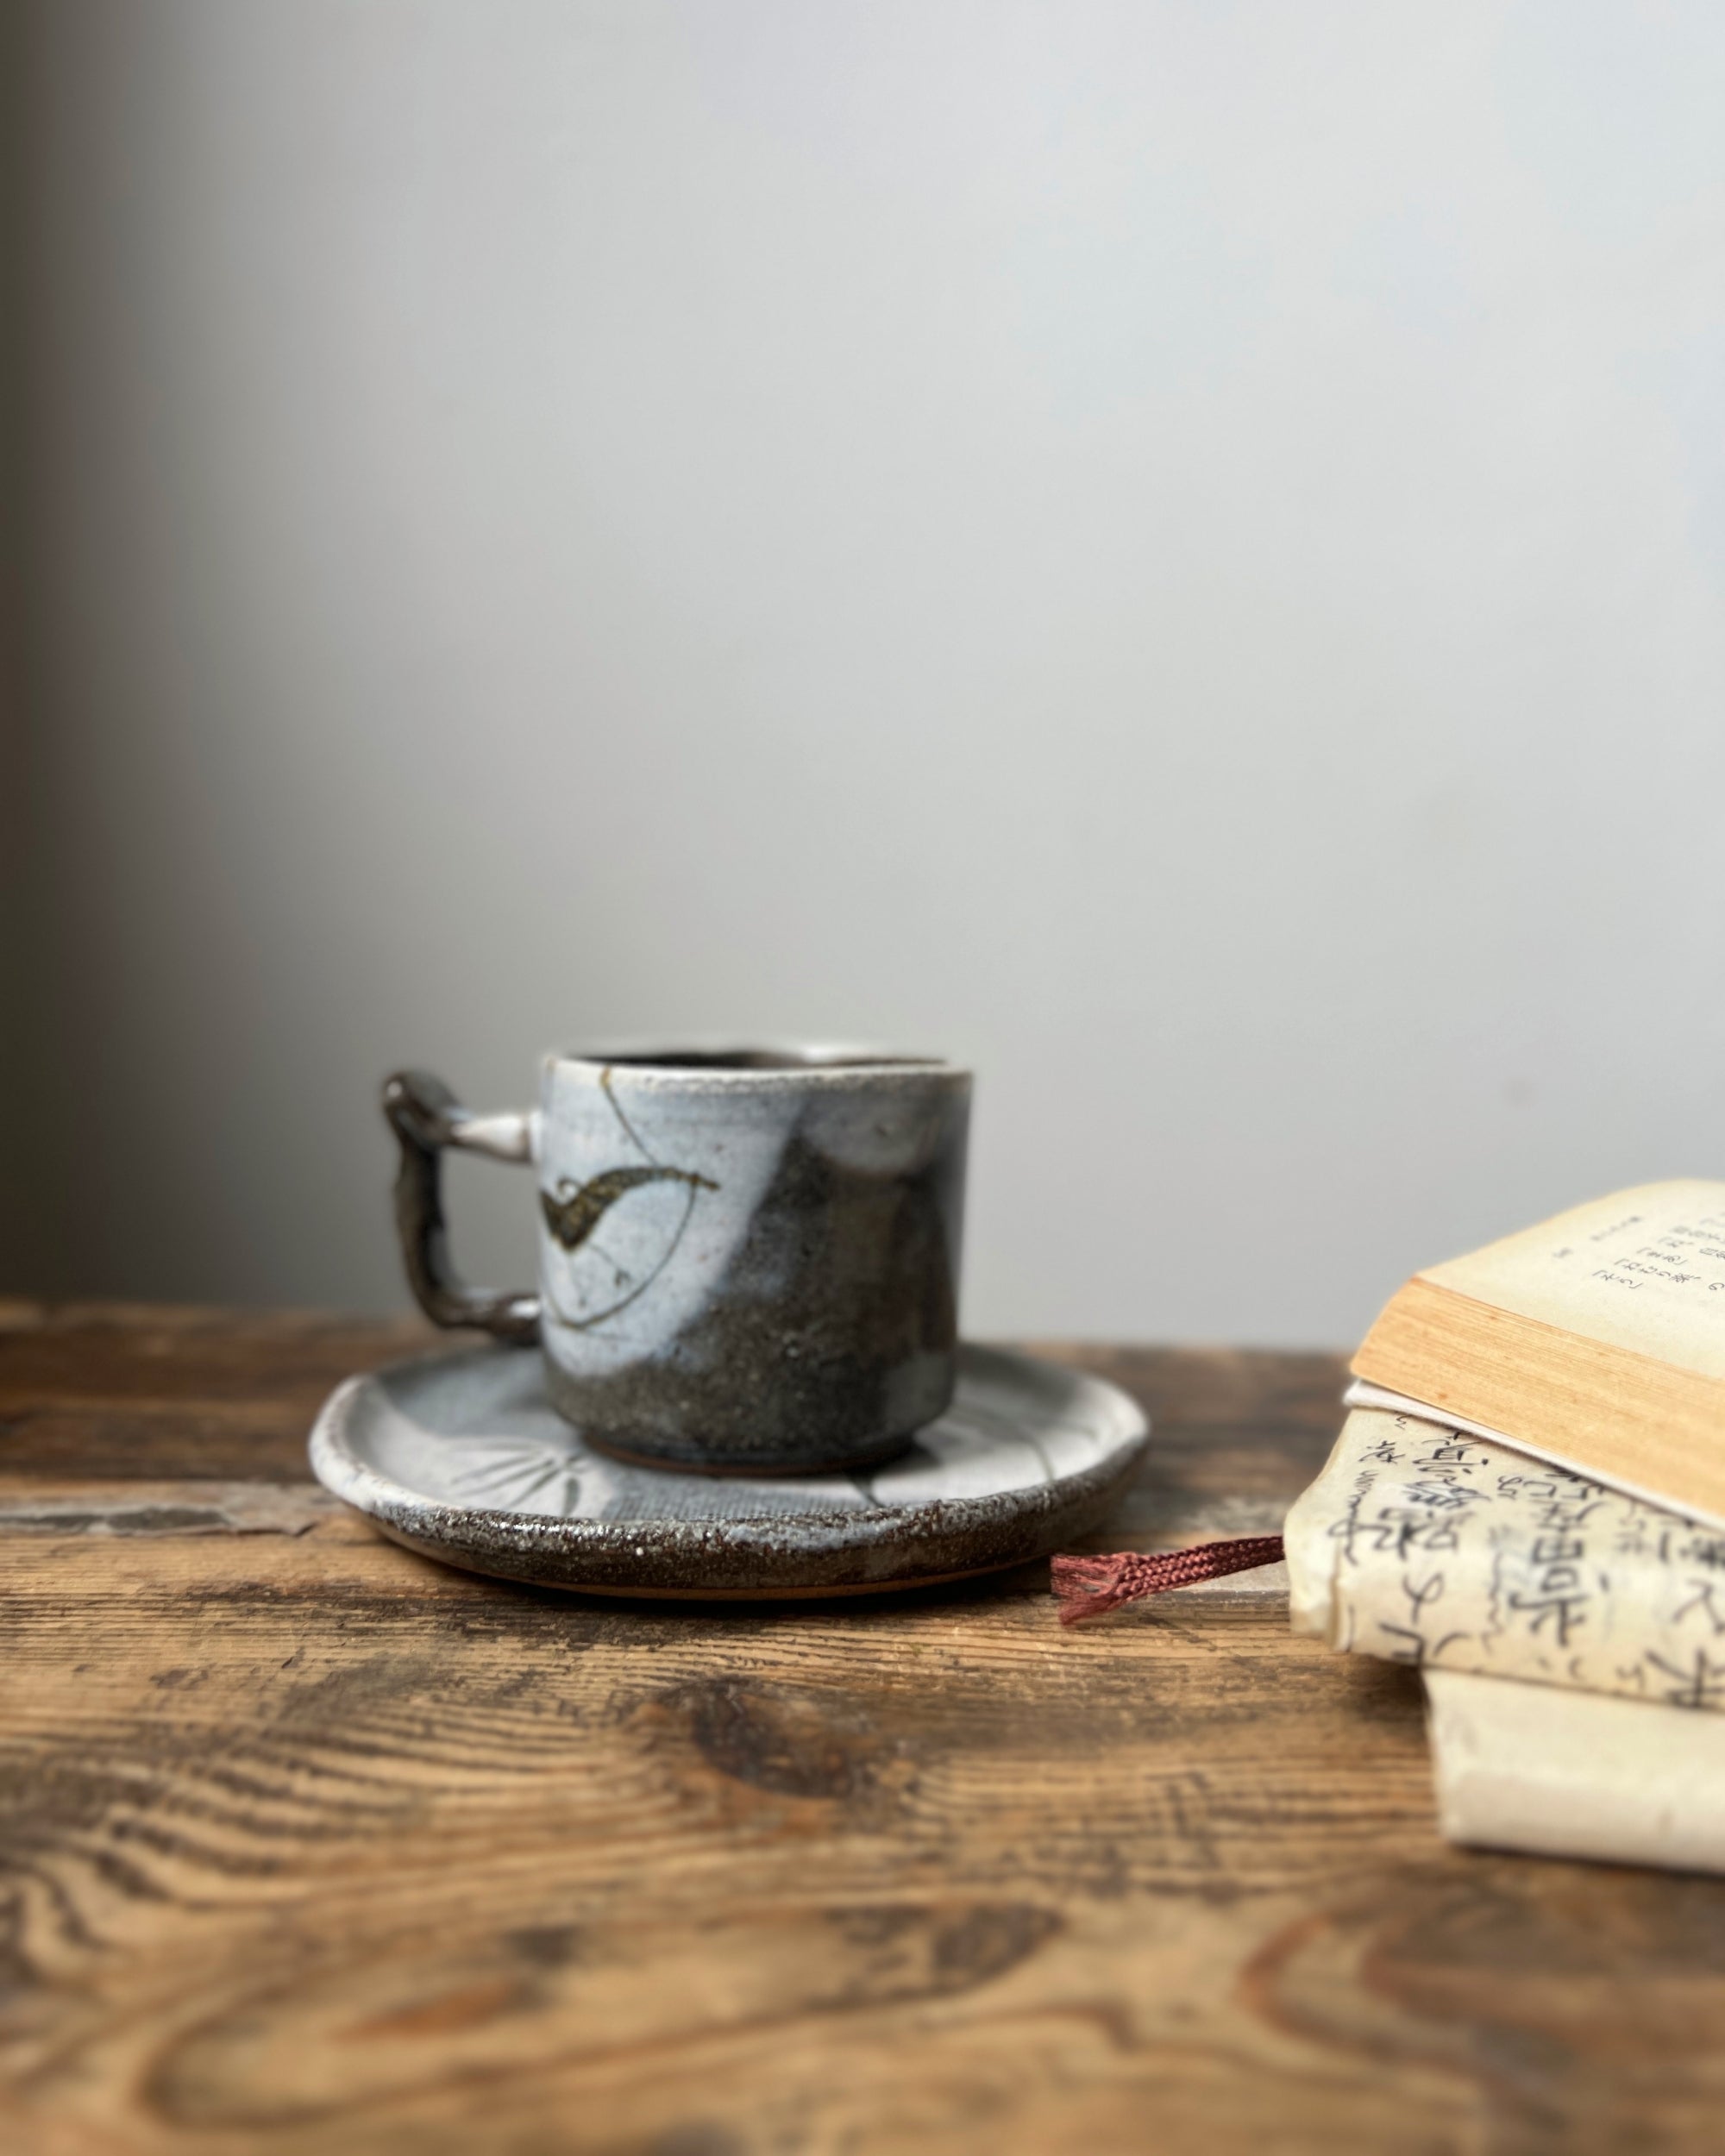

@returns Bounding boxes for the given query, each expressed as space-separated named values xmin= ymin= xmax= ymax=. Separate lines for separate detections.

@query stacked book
xmin=1289 ymin=1181 xmax=1725 ymax=1872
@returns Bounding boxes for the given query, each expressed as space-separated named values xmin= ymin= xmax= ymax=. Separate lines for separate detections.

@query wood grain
xmin=3 ymin=1303 xmax=1722 ymax=2154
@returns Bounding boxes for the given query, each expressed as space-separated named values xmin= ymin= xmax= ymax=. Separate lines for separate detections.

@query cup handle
xmin=382 ymin=1070 xmax=541 ymax=1343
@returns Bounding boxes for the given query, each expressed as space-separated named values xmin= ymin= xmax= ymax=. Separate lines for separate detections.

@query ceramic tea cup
xmin=383 ymin=1049 xmax=970 ymax=1476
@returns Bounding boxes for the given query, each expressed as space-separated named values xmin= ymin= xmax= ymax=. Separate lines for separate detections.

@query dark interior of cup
xmin=571 ymin=1049 xmax=943 ymax=1070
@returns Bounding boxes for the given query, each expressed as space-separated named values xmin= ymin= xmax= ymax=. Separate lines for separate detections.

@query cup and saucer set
xmin=310 ymin=1049 xmax=1149 ymax=1598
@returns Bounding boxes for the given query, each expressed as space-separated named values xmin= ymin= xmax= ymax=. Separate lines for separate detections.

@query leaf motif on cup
xmin=539 ymin=1069 xmax=724 ymax=1333
xmin=539 ymin=1166 xmax=718 ymax=1254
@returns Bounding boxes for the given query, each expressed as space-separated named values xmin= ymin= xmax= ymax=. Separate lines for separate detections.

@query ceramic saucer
xmin=309 ymin=1343 xmax=1148 ymax=1599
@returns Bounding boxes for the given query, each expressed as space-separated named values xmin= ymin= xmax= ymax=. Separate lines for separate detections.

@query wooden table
xmin=3 ymin=1304 xmax=1722 ymax=2155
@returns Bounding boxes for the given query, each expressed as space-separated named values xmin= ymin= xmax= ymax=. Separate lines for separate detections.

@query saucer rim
xmin=309 ymin=1340 xmax=1149 ymax=1600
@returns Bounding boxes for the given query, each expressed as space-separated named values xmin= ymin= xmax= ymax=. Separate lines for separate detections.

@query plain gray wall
xmin=10 ymin=0 xmax=1725 ymax=1344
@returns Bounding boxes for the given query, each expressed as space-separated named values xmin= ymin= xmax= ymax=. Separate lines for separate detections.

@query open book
xmin=1351 ymin=1181 xmax=1725 ymax=1529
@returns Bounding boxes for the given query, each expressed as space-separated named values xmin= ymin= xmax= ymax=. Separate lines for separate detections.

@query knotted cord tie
xmin=1051 ymin=1535 xmax=1286 ymax=1625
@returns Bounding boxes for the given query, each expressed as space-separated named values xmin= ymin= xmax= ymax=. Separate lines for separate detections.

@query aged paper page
xmin=1422 ymin=1180 xmax=1725 ymax=1378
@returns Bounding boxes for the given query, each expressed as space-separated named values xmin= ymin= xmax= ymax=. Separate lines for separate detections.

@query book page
xmin=1286 ymin=1407 xmax=1725 ymax=1710
xmin=1421 ymin=1180 xmax=1725 ymax=1379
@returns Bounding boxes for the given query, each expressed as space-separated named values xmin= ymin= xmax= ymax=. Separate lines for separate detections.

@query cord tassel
xmin=1051 ymin=1535 xmax=1286 ymax=1625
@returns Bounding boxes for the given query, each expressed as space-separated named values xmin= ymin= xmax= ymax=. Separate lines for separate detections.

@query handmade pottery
xmin=309 ymin=1341 xmax=1149 ymax=1598
xmin=384 ymin=1050 xmax=970 ymax=1475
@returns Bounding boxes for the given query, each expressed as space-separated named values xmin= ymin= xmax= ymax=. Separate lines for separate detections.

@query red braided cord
xmin=1051 ymin=1534 xmax=1286 ymax=1625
